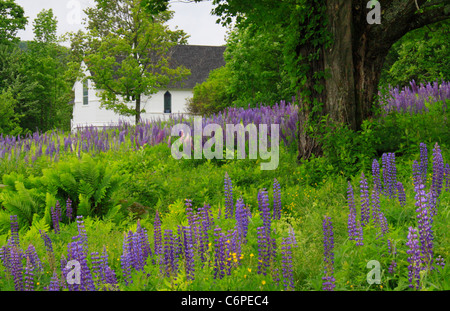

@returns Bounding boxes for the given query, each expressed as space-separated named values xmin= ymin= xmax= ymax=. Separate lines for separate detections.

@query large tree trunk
xmin=296 ymin=0 xmax=327 ymax=162
xmin=297 ymin=0 xmax=449 ymax=162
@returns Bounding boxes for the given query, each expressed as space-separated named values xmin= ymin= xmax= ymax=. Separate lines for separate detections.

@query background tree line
xmin=0 ymin=2 xmax=74 ymax=135
xmin=0 ymin=0 xmax=189 ymax=135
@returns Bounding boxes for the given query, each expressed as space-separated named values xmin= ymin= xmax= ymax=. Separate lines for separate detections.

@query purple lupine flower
xmin=100 ymin=246 xmax=110 ymax=282
xmin=372 ymin=159 xmax=382 ymax=192
xmin=388 ymin=260 xmax=397 ymax=274
xmin=91 ymin=251 xmax=103 ymax=283
xmin=288 ymin=225 xmax=297 ymax=248
xmin=104 ymin=266 xmax=119 ymax=291
xmin=259 ymin=189 xmax=271 ymax=235
xmin=387 ymin=239 xmax=397 ymax=256
xmin=382 ymin=153 xmax=389 ymax=196
xmin=235 ymin=197 xmax=248 ymax=240
xmin=412 ymin=160 xmax=422 ymax=188
xmin=272 ymin=267 xmax=280 ymax=287
xmin=127 ymin=231 xmax=142 ymax=271
xmin=66 ymin=243 xmax=80 ymax=291
xmin=200 ymin=203 xmax=213 ymax=231
xmin=39 ymin=230 xmax=53 ymax=253
xmin=256 ymin=226 xmax=269 ymax=276
xmin=224 ymin=172 xmax=234 ymax=218
xmin=388 ymin=153 xmax=397 ymax=198
xmin=213 ymin=227 xmax=227 ymax=280
xmin=46 ymin=271 xmax=60 ymax=291
xmin=396 ymin=182 xmax=406 ymax=206
xmin=10 ymin=246 xmax=23 ymax=291
xmin=280 ymin=236 xmax=295 ymax=291
xmin=75 ymin=216 xmax=88 ymax=254
xmin=10 ymin=215 xmax=20 ymax=248
xmin=136 ymin=220 xmax=152 ymax=262
xmin=154 ymin=210 xmax=163 ymax=255
xmin=371 ymin=186 xmax=388 ymax=237
xmin=25 ymin=244 xmax=43 ymax=272
xmin=68 ymin=237 xmax=95 ymax=291
xmin=419 ymin=143 xmax=428 ymax=184
xmin=444 ymin=163 xmax=450 ymax=192
xmin=51 ymin=201 xmax=61 ymax=234
xmin=381 ymin=153 xmax=397 ymax=198
xmin=174 ymin=225 xmax=183 ymax=260
xmin=273 ymin=178 xmax=282 ymax=220
xmin=360 ymin=172 xmax=370 ymax=226
xmin=120 ymin=233 xmax=132 ymax=286
xmin=24 ymin=257 xmax=34 ymax=291
xmin=427 ymin=189 xmax=438 ymax=217
xmin=182 ymin=226 xmax=195 ymax=281
xmin=197 ymin=210 xmax=210 ymax=262
xmin=347 ymin=182 xmax=357 ymax=241
xmin=0 ymin=244 xmax=12 ymax=273
xmin=431 ymin=142 xmax=444 ymax=197
xmin=185 ymin=199 xmax=195 ymax=228
xmin=322 ymin=216 xmax=335 ymax=291
xmin=435 ymin=255 xmax=445 ymax=269
xmin=406 ymin=227 xmax=421 ymax=290
xmin=60 ymin=255 xmax=68 ymax=290
xmin=66 ymin=197 xmax=73 ymax=221
xmin=163 ymin=229 xmax=178 ymax=277
xmin=355 ymin=220 xmax=364 ymax=246
xmin=414 ymin=182 xmax=434 ymax=268
xmin=227 ymin=229 xmax=242 ymax=267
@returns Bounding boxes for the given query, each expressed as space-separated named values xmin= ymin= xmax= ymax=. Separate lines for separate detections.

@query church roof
xmin=168 ymin=45 xmax=226 ymax=89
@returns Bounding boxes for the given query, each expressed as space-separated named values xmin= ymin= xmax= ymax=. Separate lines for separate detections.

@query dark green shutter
xmin=164 ymin=91 xmax=171 ymax=113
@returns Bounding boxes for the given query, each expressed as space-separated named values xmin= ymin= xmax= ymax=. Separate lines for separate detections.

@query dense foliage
xmin=0 ymin=83 xmax=449 ymax=291
xmin=0 ymin=8 xmax=74 ymax=135
xmin=380 ymin=20 xmax=450 ymax=89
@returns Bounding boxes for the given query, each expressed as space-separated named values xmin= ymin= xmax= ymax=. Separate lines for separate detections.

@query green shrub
xmin=0 ymin=153 xmax=124 ymax=231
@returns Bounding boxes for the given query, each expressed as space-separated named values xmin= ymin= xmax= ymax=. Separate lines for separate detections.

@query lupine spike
xmin=419 ymin=142 xmax=428 ymax=184
xmin=280 ymin=236 xmax=295 ymax=291
xmin=360 ymin=172 xmax=370 ymax=226
xmin=322 ymin=216 xmax=335 ymax=291
xmin=406 ymin=227 xmax=421 ymax=290
xmin=432 ymin=142 xmax=444 ymax=197
xmin=347 ymin=182 xmax=357 ymax=240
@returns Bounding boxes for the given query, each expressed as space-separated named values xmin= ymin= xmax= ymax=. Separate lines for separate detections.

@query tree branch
xmin=369 ymin=0 xmax=449 ymax=49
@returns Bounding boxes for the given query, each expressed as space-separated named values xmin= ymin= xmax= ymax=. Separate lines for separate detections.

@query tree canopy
xmin=0 ymin=0 xmax=27 ymax=45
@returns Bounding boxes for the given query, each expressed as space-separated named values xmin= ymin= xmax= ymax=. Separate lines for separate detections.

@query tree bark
xmin=135 ymin=93 xmax=141 ymax=125
xmin=296 ymin=0 xmax=327 ymax=162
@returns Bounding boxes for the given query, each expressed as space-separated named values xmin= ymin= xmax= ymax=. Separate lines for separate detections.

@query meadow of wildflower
xmin=0 ymin=82 xmax=449 ymax=293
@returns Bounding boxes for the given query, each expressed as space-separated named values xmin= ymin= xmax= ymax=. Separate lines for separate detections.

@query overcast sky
xmin=15 ymin=0 xmax=229 ymax=46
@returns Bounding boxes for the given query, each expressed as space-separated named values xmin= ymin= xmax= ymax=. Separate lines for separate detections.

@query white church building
xmin=70 ymin=45 xmax=226 ymax=131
